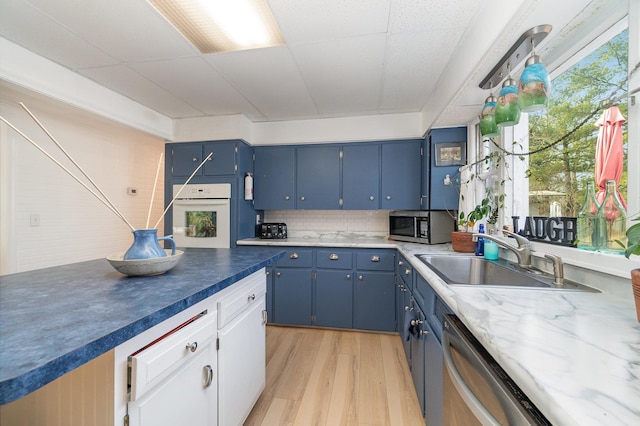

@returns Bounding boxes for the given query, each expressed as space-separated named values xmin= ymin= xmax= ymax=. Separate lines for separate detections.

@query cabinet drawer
xmin=397 ymin=255 xmax=413 ymax=289
xmin=129 ymin=312 xmax=217 ymax=401
xmin=276 ymin=249 xmax=313 ymax=268
xmin=356 ymin=250 xmax=395 ymax=271
xmin=316 ymin=249 xmax=353 ymax=269
xmin=218 ymin=272 xmax=265 ymax=328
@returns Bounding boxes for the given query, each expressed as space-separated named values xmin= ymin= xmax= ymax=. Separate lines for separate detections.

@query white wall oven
xmin=172 ymin=184 xmax=231 ymax=248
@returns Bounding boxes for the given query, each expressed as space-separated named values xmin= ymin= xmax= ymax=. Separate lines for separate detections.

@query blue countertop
xmin=0 ymin=247 xmax=285 ymax=405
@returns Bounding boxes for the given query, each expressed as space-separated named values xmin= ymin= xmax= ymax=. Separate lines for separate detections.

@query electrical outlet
xmin=30 ymin=214 xmax=40 ymax=227
xmin=127 ymin=187 xmax=138 ymax=196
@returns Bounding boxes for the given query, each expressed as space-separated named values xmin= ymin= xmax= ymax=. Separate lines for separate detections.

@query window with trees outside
xmin=528 ymin=28 xmax=628 ymax=218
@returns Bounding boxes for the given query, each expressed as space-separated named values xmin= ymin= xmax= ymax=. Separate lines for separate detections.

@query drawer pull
xmin=290 ymin=253 xmax=299 ymax=259
xmin=398 ymin=260 xmax=404 ymax=266
xmin=411 ymin=319 xmax=423 ymax=326
xmin=248 ymin=293 xmax=256 ymax=301
xmin=370 ymin=255 xmax=380 ymax=262
xmin=203 ymin=365 xmax=214 ymax=388
xmin=186 ymin=342 xmax=198 ymax=352
xmin=405 ymin=268 xmax=411 ymax=275
xmin=329 ymin=253 xmax=339 ymax=260
xmin=346 ymin=274 xmax=351 ymax=280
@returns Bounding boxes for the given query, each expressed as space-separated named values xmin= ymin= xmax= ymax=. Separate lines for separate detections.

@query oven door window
xmin=172 ymin=199 xmax=230 ymax=248
xmin=186 ymin=211 xmax=217 ymax=238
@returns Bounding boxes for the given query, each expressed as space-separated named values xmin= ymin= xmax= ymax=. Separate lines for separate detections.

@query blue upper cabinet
xmin=429 ymin=127 xmax=467 ymax=211
xmin=296 ymin=145 xmax=341 ymax=209
xmin=381 ymin=140 xmax=422 ymax=210
xmin=254 ymin=146 xmax=296 ymax=210
xmin=171 ymin=141 xmax=237 ymax=177
xmin=203 ymin=141 xmax=236 ymax=175
xmin=342 ymin=144 xmax=380 ymax=209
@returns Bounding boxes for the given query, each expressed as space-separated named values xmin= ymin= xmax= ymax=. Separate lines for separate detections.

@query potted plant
xmin=452 ymin=198 xmax=494 ymax=253
xmin=618 ymin=216 xmax=640 ymax=322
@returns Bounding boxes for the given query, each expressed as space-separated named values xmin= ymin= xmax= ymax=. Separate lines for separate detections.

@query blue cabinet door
xmin=429 ymin=127 xmax=467 ymax=211
xmin=354 ymin=271 xmax=395 ymax=331
xmin=253 ymin=146 xmax=296 ymax=210
xmin=381 ymin=140 xmax=422 ymax=210
xmin=342 ymin=144 xmax=380 ymax=209
xmin=203 ymin=141 xmax=236 ymax=175
xmin=424 ymin=321 xmax=443 ymax=426
xmin=296 ymin=145 xmax=341 ymax=209
xmin=315 ymin=270 xmax=353 ymax=328
xmin=410 ymin=307 xmax=427 ymax=416
xmin=171 ymin=144 xmax=204 ymax=177
xmin=273 ymin=268 xmax=312 ymax=325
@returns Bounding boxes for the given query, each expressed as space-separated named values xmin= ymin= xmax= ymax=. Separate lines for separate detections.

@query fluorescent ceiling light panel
xmin=148 ymin=0 xmax=285 ymax=53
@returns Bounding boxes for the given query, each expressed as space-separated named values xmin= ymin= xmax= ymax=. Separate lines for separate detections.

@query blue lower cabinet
xmin=424 ymin=320 xmax=443 ymax=426
xmin=315 ymin=270 xmax=354 ymax=328
xmin=273 ymin=268 xmax=313 ymax=325
xmin=410 ymin=307 xmax=427 ymax=416
xmin=354 ymin=271 xmax=396 ymax=331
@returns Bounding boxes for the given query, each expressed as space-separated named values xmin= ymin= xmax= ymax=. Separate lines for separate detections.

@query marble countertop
xmin=0 ymin=247 xmax=285 ymax=405
xmin=239 ymin=234 xmax=640 ymax=426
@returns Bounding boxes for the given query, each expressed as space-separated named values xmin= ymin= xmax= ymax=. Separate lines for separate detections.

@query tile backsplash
xmin=263 ymin=210 xmax=390 ymax=234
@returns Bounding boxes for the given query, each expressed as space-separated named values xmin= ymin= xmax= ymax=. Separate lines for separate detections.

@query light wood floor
xmin=244 ymin=325 xmax=425 ymax=426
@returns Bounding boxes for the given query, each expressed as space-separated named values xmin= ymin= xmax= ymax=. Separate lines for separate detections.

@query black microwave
xmin=388 ymin=210 xmax=454 ymax=244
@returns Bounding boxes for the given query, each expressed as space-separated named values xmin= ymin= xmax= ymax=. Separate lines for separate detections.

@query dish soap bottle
xmin=475 ymin=224 xmax=485 ymax=256
xmin=577 ymin=181 xmax=601 ymax=250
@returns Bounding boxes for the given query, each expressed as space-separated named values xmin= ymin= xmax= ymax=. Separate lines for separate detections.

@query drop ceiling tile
xmin=78 ymin=65 xmax=202 ymax=118
xmin=269 ymin=0 xmax=391 ymax=44
xmin=0 ymin=0 xmax=118 ymax=69
xmin=206 ymin=47 xmax=318 ymax=120
xmin=24 ymin=0 xmax=197 ymax=62
xmin=290 ymin=35 xmax=386 ymax=116
xmin=130 ymin=57 xmax=262 ymax=117
xmin=388 ymin=0 xmax=482 ymax=33
xmin=380 ymin=30 xmax=460 ymax=110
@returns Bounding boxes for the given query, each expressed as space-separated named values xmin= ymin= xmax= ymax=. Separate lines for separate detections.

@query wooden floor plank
xmin=244 ymin=326 xmax=424 ymax=426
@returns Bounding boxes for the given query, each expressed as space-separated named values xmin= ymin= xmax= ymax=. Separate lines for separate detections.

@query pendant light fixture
xmin=495 ymin=63 xmax=521 ymax=127
xmin=479 ymin=93 xmax=499 ymax=138
xmin=518 ymin=53 xmax=551 ymax=112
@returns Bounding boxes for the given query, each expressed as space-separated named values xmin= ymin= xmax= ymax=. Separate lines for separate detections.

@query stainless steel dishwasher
xmin=442 ymin=315 xmax=552 ymax=425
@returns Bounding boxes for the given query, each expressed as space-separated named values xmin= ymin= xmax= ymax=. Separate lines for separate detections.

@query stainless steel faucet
xmin=473 ymin=230 xmax=532 ymax=269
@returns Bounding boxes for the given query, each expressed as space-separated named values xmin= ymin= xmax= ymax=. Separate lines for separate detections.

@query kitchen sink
xmin=416 ymin=254 xmax=599 ymax=292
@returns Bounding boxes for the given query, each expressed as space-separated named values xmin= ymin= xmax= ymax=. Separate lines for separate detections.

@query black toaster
xmin=258 ymin=223 xmax=287 ymax=239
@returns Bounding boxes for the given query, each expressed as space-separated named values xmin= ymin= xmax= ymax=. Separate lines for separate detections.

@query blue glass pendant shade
xmin=479 ymin=95 xmax=499 ymax=138
xmin=495 ymin=78 xmax=521 ymax=127
xmin=518 ymin=55 xmax=551 ymax=112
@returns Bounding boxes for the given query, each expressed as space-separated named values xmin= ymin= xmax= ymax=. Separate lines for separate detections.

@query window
xmin=528 ymin=28 xmax=629 ymax=218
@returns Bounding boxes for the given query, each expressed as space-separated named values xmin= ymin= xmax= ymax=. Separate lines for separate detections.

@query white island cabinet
xmin=1 ymin=269 xmax=267 ymax=426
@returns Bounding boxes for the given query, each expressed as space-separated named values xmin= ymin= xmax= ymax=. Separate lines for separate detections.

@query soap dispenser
xmin=475 ymin=224 xmax=485 ymax=256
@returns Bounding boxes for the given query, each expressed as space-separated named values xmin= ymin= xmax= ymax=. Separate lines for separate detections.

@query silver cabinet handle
xmin=398 ymin=260 xmax=404 ymax=266
xmin=386 ymin=195 xmax=391 ymax=200
xmin=410 ymin=319 xmax=423 ymax=326
xmin=276 ymin=272 xmax=281 ymax=277
xmin=192 ymin=157 xmax=198 ymax=162
xmin=186 ymin=342 xmax=198 ymax=352
xmin=290 ymin=253 xmax=298 ymax=259
xmin=284 ymin=195 xmax=290 ymax=200
xmin=358 ymin=275 xmax=363 ymax=281
xmin=262 ymin=309 xmax=268 ymax=325
xmin=405 ymin=268 xmax=411 ymax=275
xmin=300 ymin=196 xmax=305 ymax=201
xmin=266 ymin=270 xmax=270 ymax=276
xmin=370 ymin=255 xmax=380 ymax=262
xmin=329 ymin=253 xmax=339 ymax=260
xmin=248 ymin=293 xmax=256 ymax=301
xmin=203 ymin=365 xmax=214 ymax=388
xmin=369 ymin=196 xmax=375 ymax=201
xmin=346 ymin=274 xmax=351 ymax=280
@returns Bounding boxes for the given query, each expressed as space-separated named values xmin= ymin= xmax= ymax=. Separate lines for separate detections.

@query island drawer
xmin=217 ymin=272 xmax=266 ymax=328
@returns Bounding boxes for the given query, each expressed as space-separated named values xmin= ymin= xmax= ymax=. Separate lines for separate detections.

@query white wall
xmin=0 ymin=94 xmax=165 ymax=274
